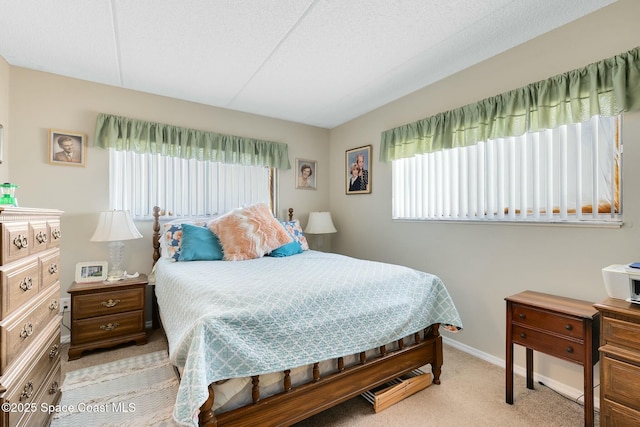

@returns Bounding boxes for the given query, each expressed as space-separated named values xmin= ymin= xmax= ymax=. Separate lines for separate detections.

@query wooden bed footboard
xmin=200 ymin=326 xmax=442 ymax=427
xmin=151 ymin=207 xmax=445 ymax=426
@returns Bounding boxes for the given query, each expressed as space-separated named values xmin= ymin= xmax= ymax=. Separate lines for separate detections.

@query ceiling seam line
xmin=225 ymin=0 xmax=319 ymax=108
xmin=109 ymin=0 xmax=124 ymax=86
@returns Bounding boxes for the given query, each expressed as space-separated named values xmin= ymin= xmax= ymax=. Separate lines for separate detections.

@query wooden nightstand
xmin=67 ymin=274 xmax=148 ymax=360
xmin=505 ymin=291 xmax=599 ymax=427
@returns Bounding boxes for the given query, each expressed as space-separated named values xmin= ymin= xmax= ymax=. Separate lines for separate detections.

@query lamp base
xmin=106 ymin=270 xmax=125 ymax=282
xmin=107 ymin=241 xmax=125 ymax=282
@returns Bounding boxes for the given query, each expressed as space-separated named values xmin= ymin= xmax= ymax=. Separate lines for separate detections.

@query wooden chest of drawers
xmin=0 ymin=207 xmax=63 ymax=427
xmin=594 ymin=298 xmax=640 ymax=426
xmin=67 ymin=275 xmax=147 ymax=360
xmin=506 ymin=291 xmax=599 ymax=427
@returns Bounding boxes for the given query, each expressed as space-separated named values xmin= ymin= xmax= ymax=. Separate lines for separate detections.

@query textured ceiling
xmin=0 ymin=0 xmax=618 ymax=128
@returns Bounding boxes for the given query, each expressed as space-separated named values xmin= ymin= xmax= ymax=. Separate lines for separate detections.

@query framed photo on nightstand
xmin=75 ymin=261 xmax=108 ymax=283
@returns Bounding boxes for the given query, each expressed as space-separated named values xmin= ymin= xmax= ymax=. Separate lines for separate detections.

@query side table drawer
xmin=512 ymin=324 xmax=584 ymax=363
xmin=512 ymin=304 xmax=584 ymax=338
xmin=72 ymin=287 xmax=144 ymax=320
xmin=72 ymin=310 xmax=144 ymax=345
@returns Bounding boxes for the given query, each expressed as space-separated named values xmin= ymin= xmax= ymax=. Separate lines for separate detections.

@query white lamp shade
xmin=90 ymin=210 xmax=143 ymax=242
xmin=304 ymin=212 xmax=337 ymax=234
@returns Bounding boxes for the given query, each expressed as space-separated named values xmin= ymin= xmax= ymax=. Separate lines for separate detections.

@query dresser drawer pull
xmin=13 ymin=234 xmax=28 ymax=249
xmin=100 ymin=322 xmax=120 ymax=331
xmin=565 ymin=324 xmax=573 ymax=331
xmin=519 ymin=313 xmax=526 ymax=320
xmin=102 ymin=299 xmax=120 ymax=308
xmin=519 ymin=333 xmax=526 ymax=339
xmin=48 ymin=381 xmax=59 ymax=395
xmin=36 ymin=231 xmax=48 ymax=244
xmin=49 ymin=344 xmax=59 ymax=359
xmin=19 ymin=277 xmax=33 ymax=291
xmin=49 ymin=300 xmax=59 ymax=311
xmin=19 ymin=322 xmax=33 ymax=338
xmin=51 ymin=229 xmax=61 ymax=240
xmin=566 ymin=347 xmax=574 ymax=353
xmin=48 ymin=263 xmax=58 ymax=274
xmin=19 ymin=382 xmax=33 ymax=401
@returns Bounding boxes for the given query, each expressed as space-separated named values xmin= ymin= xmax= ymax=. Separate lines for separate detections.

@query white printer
xmin=602 ymin=264 xmax=640 ymax=303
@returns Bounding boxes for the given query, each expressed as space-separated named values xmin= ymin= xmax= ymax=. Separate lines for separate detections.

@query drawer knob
xmin=36 ymin=231 xmax=48 ymax=244
xmin=19 ymin=277 xmax=33 ymax=291
xmin=51 ymin=229 xmax=61 ymax=240
xmin=520 ymin=333 xmax=526 ymax=339
xmin=19 ymin=381 xmax=33 ymax=401
xmin=49 ymin=300 xmax=59 ymax=311
xmin=519 ymin=313 xmax=526 ymax=319
xmin=19 ymin=322 xmax=33 ymax=338
xmin=49 ymin=344 xmax=59 ymax=359
xmin=48 ymin=381 xmax=59 ymax=395
xmin=100 ymin=322 xmax=120 ymax=331
xmin=13 ymin=234 xmax=28 ymax=249
xmin=566 ymin=347 xmax=574 ymax=353
xmin=102 ymin=299 xmax=121 ymax=308
xmin=565 ymin=324 xmax=573 ymax=331
xmin=48 ymin=263 xmax=58 ymax=274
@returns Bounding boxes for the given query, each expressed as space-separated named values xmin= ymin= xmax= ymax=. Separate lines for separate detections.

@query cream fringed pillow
xmin=209 ymin=203 xmax=293 ymax=261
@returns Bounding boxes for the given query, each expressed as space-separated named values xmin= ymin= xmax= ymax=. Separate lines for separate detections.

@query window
xmin=109 ymin=149 xmax=274 ymax=219
xmin=392 ymin=115 xmax=621 ymax=224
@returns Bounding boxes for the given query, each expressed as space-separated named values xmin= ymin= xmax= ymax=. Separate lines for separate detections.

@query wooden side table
xmin=67 ymin=274 xmax=148 ymax=360
xmin=505 ymin=291 xmax=599 ymax=427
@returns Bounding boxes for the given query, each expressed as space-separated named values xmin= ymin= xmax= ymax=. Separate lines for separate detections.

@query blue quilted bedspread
xmin=154 ymin=250 xmax=463 ymax=426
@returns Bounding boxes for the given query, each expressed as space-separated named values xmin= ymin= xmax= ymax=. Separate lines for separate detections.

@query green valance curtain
xmin=380 ymin=46 xmax=640 ymax=162
xmin=94 ymin=113 xmax=291 ymax=170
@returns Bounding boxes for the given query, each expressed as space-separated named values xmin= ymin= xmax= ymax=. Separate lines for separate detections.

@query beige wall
xmin=0 ymin=56 xmax=9 ymax=183
xmin=329 ymin=0 xmax=640 ymax=398
xmin=7 ymin=68 xmax=329 ymax=333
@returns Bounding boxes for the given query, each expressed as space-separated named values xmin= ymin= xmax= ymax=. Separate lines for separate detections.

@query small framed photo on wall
xmin=49 ymin=129 xmax=86 ymax=167
xmin=295 ymin=158 xmax=317 ymax=190
xmin=346 ymin=145 xmax=372 ymax=194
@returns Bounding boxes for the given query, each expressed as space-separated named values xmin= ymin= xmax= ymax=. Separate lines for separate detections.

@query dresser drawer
xmin=72 ymin=287 xmax=144 ymax=320
xmin=0 ymin=285 xmax=60 ymax=374
xmin=1 ymin=319 xmax=60 ymax=427
xmin=1 ymin=222 xmax=31 ymax=265
xmin=29 ymin=220 xmax=49 ymax=255
xmin=602 ymin=316 xmax=640 ymax=352
xmin=602 ymin=353 xmax=640 ymax=412
xmin=601 ymin=397 xmax=640 ymax=427
xmin=39 ymin=250 xmax=60 ymax=291
xmin=22 ymin=365 xmax=60 ymax=427
xmin=511 ymin=304 xmax=585 ymax=339
xmin=72 ymin=310 xmax=144 ymax=345
xmin=512 ymin=324 xmax=584 ymax=363
xmin=46 ymin=219 xmax=61 ymax=249
xmin=1 ymin=259 xmax=40 ymax=319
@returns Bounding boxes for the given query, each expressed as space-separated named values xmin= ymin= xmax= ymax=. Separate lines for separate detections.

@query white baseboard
xmin=442 ymin=336 xmax=600 ymax=410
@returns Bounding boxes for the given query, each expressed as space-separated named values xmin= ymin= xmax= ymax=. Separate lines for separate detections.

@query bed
xmin=151 ymin=205 xmax=463 ymax=426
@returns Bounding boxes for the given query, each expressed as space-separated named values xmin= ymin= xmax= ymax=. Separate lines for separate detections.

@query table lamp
xmin=304 ymin=211 xmax=337 ymax=251
xmin=90 ymin=210 xmax=142 ymax=281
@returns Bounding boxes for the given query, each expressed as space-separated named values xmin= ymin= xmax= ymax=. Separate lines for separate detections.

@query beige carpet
xmin=58 ymin=329 xmax=597 ymax=426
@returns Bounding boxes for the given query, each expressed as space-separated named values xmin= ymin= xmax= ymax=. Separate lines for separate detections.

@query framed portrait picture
xmin=295 ymin=158 xmax=317 ymax=190
xmin=75 ymin=261 xmax=108 ymax=283
xmin=49 ymin=129 xmax=87 ymax=167
xmin=345 ymin=145 xmax=372 ymax=194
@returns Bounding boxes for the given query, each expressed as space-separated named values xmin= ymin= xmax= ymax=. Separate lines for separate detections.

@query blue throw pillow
xmin=269 ymin=239 xmax=303 ymax=257
xmin=179 ymin=223 xmax=224 ymax=261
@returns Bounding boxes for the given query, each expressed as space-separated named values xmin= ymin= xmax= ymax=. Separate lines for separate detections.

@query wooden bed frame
xmin=151 ymin=206 xmax=444 ymax=427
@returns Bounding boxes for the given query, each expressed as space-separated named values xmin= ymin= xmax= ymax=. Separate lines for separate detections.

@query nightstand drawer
xmin=72 ymin=310 xmax=144 ymax=345
xmin=512 ymin=324 xmax=584 ymax=363
xmin=511 ymin=304 xmax=585 ymax=339
xmin=602 ymin=354 xmax=640 ymax=412
xmin=72 ymin=287 xmax=144 ymax=320
xmin=602 ymin=316 xmax=640 ymax=352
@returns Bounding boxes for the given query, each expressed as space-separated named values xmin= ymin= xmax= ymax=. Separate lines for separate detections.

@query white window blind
xmin=392 ymin=115 xmax=622 ymax=224
xmin=109 ymin=149 xmax=273 ymax=219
